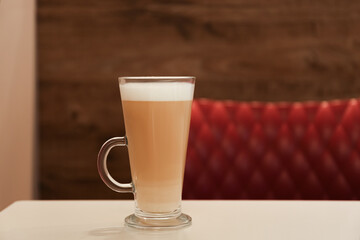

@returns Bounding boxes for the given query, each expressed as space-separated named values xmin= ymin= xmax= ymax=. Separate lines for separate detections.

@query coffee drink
xmin=120 ymin=82 xmax=194 ymax=214
xmin=98 ymin=77 xmax=195 ymax=229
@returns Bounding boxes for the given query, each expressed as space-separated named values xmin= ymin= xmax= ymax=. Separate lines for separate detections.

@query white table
xmin=1 ymin=200 xmax=360 ymax=239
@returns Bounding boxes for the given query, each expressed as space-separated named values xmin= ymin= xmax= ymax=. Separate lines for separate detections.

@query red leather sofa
xmin=183 ymin=98 xmax=360 ymax=200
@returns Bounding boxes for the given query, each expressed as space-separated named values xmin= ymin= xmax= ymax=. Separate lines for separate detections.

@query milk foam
xmin=120 ymin=82 xmax=194 ymax=101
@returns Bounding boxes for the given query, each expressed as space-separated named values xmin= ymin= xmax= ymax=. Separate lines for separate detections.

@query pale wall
xmin=0 ymin=0 xmax=35 ymax=210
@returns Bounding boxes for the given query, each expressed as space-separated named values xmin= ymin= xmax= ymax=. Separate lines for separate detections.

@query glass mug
xmin=97 ymin=76 xmax=195 ymax=229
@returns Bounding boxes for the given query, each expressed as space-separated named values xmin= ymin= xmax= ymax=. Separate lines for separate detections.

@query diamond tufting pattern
xmin=183 ymin=98 xmax=360 ymax=200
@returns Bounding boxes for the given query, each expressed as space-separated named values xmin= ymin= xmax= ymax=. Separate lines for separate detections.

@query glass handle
xmin=97 ymin=137 xmax=133 ymax=193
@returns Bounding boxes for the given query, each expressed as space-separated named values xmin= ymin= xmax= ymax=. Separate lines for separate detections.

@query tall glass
xmin=97 ymin=76 xmax=195 ymax=229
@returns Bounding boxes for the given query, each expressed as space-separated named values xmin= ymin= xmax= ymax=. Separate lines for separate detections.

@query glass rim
xmin=118 ymin=76 xmax=195 ymax=83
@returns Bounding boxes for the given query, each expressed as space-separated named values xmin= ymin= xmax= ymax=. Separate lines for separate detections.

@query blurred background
xmin=1 ymin=0 xmax=360 ymax=209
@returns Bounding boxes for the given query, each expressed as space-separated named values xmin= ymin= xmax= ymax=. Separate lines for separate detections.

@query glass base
xmin=124 ymin=213 xmax=192 ymax=230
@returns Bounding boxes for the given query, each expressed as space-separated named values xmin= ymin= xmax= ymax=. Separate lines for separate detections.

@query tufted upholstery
xmin=183 ymin=98 xmax=360 ymax=200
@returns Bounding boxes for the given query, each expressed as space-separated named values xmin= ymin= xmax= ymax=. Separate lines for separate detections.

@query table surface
xmin=1 ymin=200 xmax=360 ymax=240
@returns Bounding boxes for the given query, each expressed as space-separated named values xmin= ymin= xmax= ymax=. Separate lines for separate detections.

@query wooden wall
xmin=38 ymin=0 xmax=360 ymax=199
